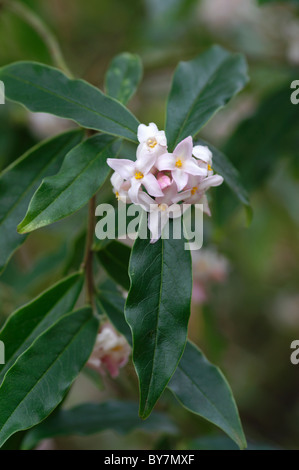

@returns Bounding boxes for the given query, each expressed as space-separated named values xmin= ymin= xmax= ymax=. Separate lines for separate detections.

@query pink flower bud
xmin=157 ymin=172 xmax=171 ymax=190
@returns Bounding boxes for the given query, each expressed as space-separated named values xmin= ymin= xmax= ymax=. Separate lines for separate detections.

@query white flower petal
xmin=172 ymin=169 xmax=189 ymax=191
xmin=137 ymin=124 xmax=152 ymax=143
xmin=156 ymin=130 xmax=167 ymax=147
xmin=200 ymin=194 xmax=211 ymax=216
xmin=184 ymin=158 xmax=208 ymax=176
xmin=173 ymin=136 xmax=193 ymax=160
xmin=148 ymin=211 xmax=162 ymax=243
xmin=171 ymin=189 xmax=192 ymax=204
xmin=142 ymin=173 xmax=164 ymax=197
xmin=136 ymin=149 xmax=157 ymax=174
xmin=193 ymin=145 xmax=212 ymax=163
xmin=199 ymin=174 xmax=224 ymax=191
xmin=107 ymin=158 xmax=134 ymax=179
xmin=136 ymin=191 xmax=156 ymax=212
xmin=128 ymin=179 xmax=142 ymax=205
xmin=156 ymin=153 xmax=176 ymax=171
xmin=110 ymin=172 xmax=123 ymax=191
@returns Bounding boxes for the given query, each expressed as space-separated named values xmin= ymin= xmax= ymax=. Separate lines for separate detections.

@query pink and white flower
xmin=137 ymin=122 xmax=167 ymax=158
xmin=107 ymin=148 xmax=163 ymax=205
xmin=87 ymin=323 xmax=131 ymax=378
xmin=177 ymin=174 xmax=224 ymax=208
xmin=106 ymin=123 xmax=224 ymax=242
xmin=138 ymin=183 xmax=187 ymax=243
xmin=156 ymin=137 xmax=207 ymax=191
xmin=110 ymin=172 xmax=131 ymax=203
xmin=193 ymin=144 xmax=214 ymax=176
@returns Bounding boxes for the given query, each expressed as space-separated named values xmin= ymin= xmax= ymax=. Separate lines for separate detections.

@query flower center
xmin=147 ymin=137 xmax=157 ymax=149
xmin=191 ymin=186 xmax=198 ymax=196
xmin=208 ymin=164 xmax=212 ymax=172
xmin=158 ymin=203 xmax=168 ymax=211
xmin=135 ymin=171 xmax=144 ymax=180
xmin=175 ymin=159 xmax=183 ymax=168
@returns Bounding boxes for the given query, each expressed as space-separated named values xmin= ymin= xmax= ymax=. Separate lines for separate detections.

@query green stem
xmin=2 ymin=0 xmax=73 ymax=77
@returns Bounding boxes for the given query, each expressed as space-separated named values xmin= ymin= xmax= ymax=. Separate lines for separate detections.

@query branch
xmin=82 ymin=196 xmax=96 ymax=306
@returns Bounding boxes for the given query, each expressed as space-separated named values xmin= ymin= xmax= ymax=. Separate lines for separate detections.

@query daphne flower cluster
xmin=87 ymin=323 xmax=130 ymax=378
xmin=107 ymin=123 xmax=224 ymax=242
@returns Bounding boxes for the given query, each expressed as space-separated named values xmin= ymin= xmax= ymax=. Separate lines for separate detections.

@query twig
xmin=82 ymin=196 xmax=96 ymax=306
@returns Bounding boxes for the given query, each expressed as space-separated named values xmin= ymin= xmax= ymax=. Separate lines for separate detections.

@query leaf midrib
xmin=20 ymin=140 xmax=113 ymax=231
xmin=170 ymin=54 xmax=241 ymax=149
xmin=0 ymin=135 xmax=79 ymax=226
xmin=0 ymin=275 xmax=80 ymax=384
xmin=4 ymin=71 xmax=138 ymax=140
xmin=174 ymin=358 xmax=242 ymax=446
xmin=0 ymin=311 xmax=92 ymax=440
xmin=142 ymin=241 xmax=164 ymax=414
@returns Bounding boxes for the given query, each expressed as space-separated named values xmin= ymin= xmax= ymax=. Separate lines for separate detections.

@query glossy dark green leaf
xmin=96 ymin=277 xmax=245 ymax=447
xmin=96 ymin=279 xmax=132 ymax=345
xmin=96 ymin=241 xmax=131 ymax=291
xmin=18 ymin=135 xmax=118 ymax=233
xmin=0 ymin=62 xmax=139 ymax=142
xmin=168 ymin=341 xmax=247 ymax=450
xmin=224 ymin=85 xmax=298 ymax=191
xmin=125 ymin=220 xmax=192 ymax=419
xmin=105 ymin=53 xmax=143 ymax=105
xmin=166 ymin=46 xmax=249 ymax=151
xmin=21 ymin=400 xmax=178 ymax=450
xmin=195 ymin=139 xmax=250 ymax=208
xmin=0 ymin=129 xmax=83 ymax=273
xmin=0 ymin=272 xmax=84 ymax=385
xmin=0 ymin=307 xmax=99 ymax=448
xmin=214 ymin=84 xmax=297 ymax=224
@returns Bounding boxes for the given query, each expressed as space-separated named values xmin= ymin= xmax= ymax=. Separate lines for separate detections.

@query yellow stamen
xmin=208 ymin=164 xmax=212 ymax=172
xmin=191 ymin=186 xmax=198 ymax=196
xmin=135 ymin=171 xmax=144 ymax=180
xmin=175 ymin=159 xmax=182 ymax=168
xmin=147 ymin=138 xmax=157 ymax=149
xmin=115 ymin=191 xmax=120 ymax=200
xmin=158 ymin=203 xmax=168 ymax=211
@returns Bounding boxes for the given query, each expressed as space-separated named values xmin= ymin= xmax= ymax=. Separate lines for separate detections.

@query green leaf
xmin=18 ymin=135 xmax=118 ymax=233
xmin=125 ymin=220 xmax=192 ymax=419
xmin=96 ymin=241 xmax=131 ymax=291
xmin=213 ymin=84 xmax=297 ymax=224
xmin=165 ymin=45 xmax=249 ymax=151
xmin=0 ymin=62 xmax=139 ymax=142
xmin=97 ymin=277 xmax=245 ymax=448
xmin=195 ymin=138 xmax=250 ymax=208
xmin=0 ymin=130 xmax=83 ymax=273
xmin=96 ymin=279 xmax=132 ymax=345
xmin=0 ymin=307 xmax=99 ymax=448
xmin=105 ymin=53 xmax=143 ymax=105
xmin=224 ymin=84 xmax=298 ymax=191
xmin=168 ymin=341 xmax=247 ymax=450
xmin=0 ymin=272 xmax=84 ymax=385
xmin=21 ymin=400 xmax=178 ymax=450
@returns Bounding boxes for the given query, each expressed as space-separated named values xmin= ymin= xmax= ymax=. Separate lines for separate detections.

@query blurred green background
xmin=0 ymin=0 xmax=298 ymax=450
